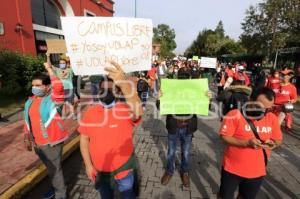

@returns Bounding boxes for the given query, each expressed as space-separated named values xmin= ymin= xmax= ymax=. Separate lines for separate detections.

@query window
xmin=31 ymin=0 xmax=62 ymax=29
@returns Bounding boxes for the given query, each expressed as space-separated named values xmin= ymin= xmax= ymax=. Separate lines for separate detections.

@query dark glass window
xmin=31 ymin=0 xmax=62 ymax=29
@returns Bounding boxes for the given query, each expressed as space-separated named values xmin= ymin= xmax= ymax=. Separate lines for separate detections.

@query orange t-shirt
xmin=78 ymin=103 xmax=141 ymax=179
xmin=29 ymin=98 xmax=48 ymax=145
xmin=275 ymin=83 xmax=297 ymax=104
xmin=219 ymin=110 xmax=282 ymax=178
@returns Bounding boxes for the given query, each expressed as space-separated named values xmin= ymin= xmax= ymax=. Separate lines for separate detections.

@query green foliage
xmin=153 ymin=24 xmax=177 ymax=59
xmin=184 ymin=21 xmax=245 ymax=58
xmin=0 ymin=49 xmax=44 ymax=96
xmin=241 ymin=0 xmax=300 ymax=56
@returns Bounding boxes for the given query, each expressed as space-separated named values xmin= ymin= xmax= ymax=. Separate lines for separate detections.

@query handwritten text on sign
xmin=200 ymin=57 xmax=217 ymax=69
xmin=61 ymin=17 xmax=153 ymax=75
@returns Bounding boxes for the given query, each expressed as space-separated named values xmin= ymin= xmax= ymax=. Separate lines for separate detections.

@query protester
xmin=159 ymin=67 xmax=197 ymax=188
xmin=223 ymin=64 xmax=235 ymax=89
xmin=90 ymin=75 xmax=103 ymax=102
xmin=296 ymin=66 xmax=300 ymax=95
xmin=147 ymin=63 xmax=158 ymax=97
xmin=217 ymin=80 xmax=252 ymax=118
xmin=78 ymin=61 xmax=143 ymax=199
xmin=49 ymin=55 xmax=75 ymax=118
xmin=218 ymin=87 xmax=282 ymax=199
xmin=137 ymin=73 xmax=149 ymax=109
xmin=273 ymin=69 xmax=297 ymax=129
xmin=233 ymin=65 xmax=250 ymax=86
xmin=266 ymin=69 xmax=281 ymax=94
xmin=23 ymin=59 xmax=68 ymax=199
xmin=215 ymin=68 xmax=227 ymax=95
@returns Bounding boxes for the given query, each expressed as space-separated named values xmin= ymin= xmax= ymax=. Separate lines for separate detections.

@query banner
xmin=160 ymin=79 xmax=210 ymax=115
xmin=46 ymin=39 xmax=67 ymax=54
xmin=200 ymin=57 xmax=217 ymax=69
xmin=61 ymin=17 xmax=153 ymax=75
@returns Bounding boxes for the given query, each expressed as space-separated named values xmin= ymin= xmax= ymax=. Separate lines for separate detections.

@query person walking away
xmin=79 ymin=61 xmax=143 ymax=199
xmin=23 ymin=60 xmax=68 ymax=199
xmin=218 ymin=87 xmax=282 ymax=199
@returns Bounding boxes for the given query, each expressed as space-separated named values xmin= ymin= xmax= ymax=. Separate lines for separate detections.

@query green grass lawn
xmin=0 ymin=95 xmax=26 ymax=114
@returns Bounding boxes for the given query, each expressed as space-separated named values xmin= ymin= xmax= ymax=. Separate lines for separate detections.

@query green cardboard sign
xmin=160 ymin=79 xmax=209 ymax=115
xmin=192 ymin=56 xmax=199 ymax=61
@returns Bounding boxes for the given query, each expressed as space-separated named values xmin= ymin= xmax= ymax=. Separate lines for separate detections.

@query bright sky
xmin=113 ymin=0 xmax=262 ymax=54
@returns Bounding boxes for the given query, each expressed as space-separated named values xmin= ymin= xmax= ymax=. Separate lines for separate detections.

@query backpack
xmin=222 ymin=91 xmax=249 ymax=116
xmin=137 ymin=79 xmax=149 ymax=92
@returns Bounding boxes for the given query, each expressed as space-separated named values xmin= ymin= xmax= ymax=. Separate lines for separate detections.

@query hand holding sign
xmin=61 ymin=17 xmax=153 ymax=75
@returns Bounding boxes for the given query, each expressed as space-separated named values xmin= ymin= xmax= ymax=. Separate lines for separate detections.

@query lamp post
xmin=134 ymin=0 xmax=137 ymax=18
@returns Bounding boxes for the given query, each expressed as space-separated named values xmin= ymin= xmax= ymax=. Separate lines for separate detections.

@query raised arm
xmin=105 ymin=61 xmax=143 ymax=121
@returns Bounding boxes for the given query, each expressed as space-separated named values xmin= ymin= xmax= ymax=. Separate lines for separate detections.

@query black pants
xmin=219 ymin=168 xmax=263 ymax=199
xmin=218 ymin=86 xmax=224 ymax=95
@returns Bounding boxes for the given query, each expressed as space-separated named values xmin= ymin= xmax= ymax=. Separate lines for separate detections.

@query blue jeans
xmin=166 ymin=128 xmax=192 ymax=175
xmin=98 ymin=171 xmax=136 ymax=199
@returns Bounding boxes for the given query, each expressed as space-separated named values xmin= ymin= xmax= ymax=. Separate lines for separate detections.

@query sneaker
xmin=43 ymin=189 xmax=55 ymax=199
xmin=161 ymin=172 xmax=172 ymax=185
xmin=181 ymin=173 xmax=190 ymax=188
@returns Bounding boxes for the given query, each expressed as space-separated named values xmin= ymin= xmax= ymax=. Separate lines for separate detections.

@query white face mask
xmin=216 ymin=68 xmax=221 ymax=72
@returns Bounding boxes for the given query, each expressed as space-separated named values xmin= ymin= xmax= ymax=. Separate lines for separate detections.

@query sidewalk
xmin=0 ymin=116 xmax=79 ymax=197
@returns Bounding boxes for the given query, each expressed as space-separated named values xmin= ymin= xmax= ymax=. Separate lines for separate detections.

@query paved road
xmin=23 ymin=100 xmax=300 ymax=199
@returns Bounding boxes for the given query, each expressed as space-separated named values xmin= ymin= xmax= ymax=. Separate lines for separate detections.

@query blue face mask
xmin=32 ymin=87 xmax=46 ymax=97
xmin=59 ymin=63 xmax=66 ymax=69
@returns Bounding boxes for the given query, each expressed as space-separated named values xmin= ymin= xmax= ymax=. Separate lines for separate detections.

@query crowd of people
xmin=22 ymin=53 xmax=299 ymax=199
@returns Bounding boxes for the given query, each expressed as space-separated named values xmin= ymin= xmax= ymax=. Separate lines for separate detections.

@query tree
xmin=240 ymin=0 xmax=300 ymax=56
xmin=215 ymin=20 xmax=225 ymax=39
xmin=153 ymin=24 xmax=177 ymax=58
xmin=184 ymin=21 xmax=245 ymax=58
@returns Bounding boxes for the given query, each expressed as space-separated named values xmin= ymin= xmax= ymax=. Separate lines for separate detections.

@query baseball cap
xmin=281 ymin=69 xmax=294 ymax=75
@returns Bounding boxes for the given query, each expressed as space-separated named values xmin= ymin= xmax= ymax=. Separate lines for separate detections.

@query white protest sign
xmin=61 ymin=17 xmax=153 ymax=75
xmin=200 ymin=57 xmax=217 ymax=69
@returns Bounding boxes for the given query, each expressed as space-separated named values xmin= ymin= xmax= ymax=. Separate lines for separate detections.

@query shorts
xmin=219 ymin=168 xmax=263 ymax=199
xmin=64 ymin=89 xmax=74 ymax=104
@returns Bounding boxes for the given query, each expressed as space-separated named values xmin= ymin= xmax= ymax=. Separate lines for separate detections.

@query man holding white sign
xmin=61 ymin=17 xmax=153 ymax=75
xmin=200 ymin=57 xmax=217 ymax=69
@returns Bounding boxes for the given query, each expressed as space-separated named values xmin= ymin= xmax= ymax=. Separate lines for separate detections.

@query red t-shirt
xmin=267 ymin=77 xmax=281 ymax=93
xmin=275 ymin=83 xmax=297 ymax=104
xmin=219 ymin=110 xmax=282 ymax=178
xmin=147 ymin=67 xmax=157 ymax=79
xmin=225 ymin=68 xmax=234 ymax=78
xmin=29 ymin=97 xmax=48 ymax=145
xmin=234 ymin=72 xmax=250 ymax=86
xmin=78 ymin=103 xmax=141 ymax=179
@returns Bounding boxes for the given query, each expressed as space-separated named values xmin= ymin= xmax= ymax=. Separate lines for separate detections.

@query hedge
xmin=0 ymin=49 xmax=44 ymax=96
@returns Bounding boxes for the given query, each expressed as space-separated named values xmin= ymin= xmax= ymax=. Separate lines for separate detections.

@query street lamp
xmin=134 ymin=0 xmax=137 ymax=18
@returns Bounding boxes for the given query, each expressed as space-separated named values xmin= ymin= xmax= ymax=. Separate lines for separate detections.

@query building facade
xmin=0 ymin=0 xmax=114 ymax=55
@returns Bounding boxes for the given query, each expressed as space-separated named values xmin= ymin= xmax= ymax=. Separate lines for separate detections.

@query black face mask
xmin=243 ymin=104 xmax=266 ymax=120
xmin=99 ymin=89 xmax=115 ymax=105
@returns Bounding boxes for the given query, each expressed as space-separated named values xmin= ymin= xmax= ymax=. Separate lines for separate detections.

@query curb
xmin=0 ymin=135 xmax=80 ymax=199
